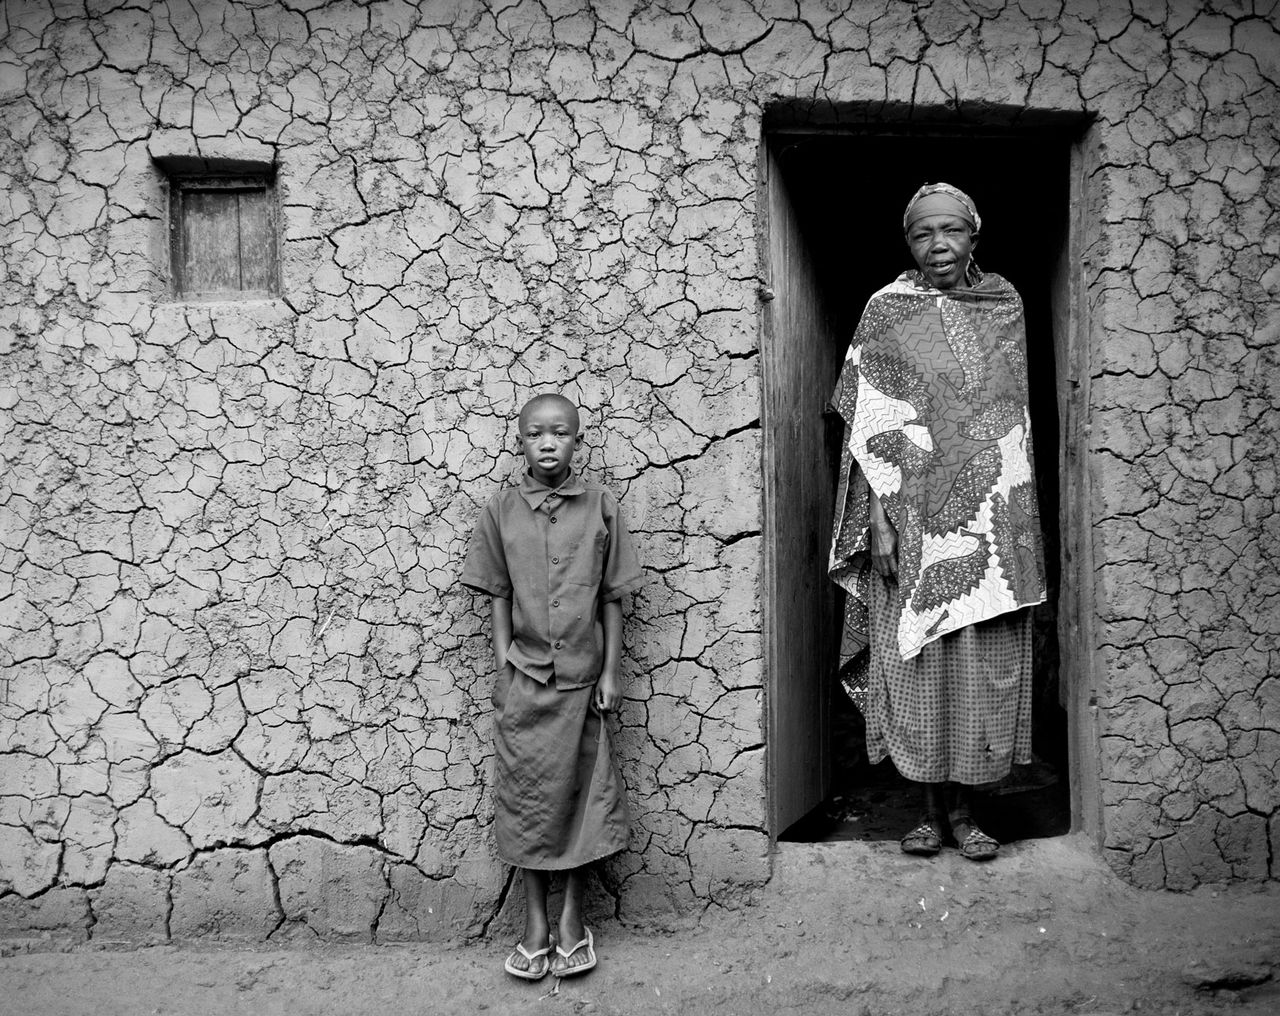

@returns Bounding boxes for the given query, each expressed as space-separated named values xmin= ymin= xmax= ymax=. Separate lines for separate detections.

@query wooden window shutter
xmin=169 ymin=176 xmax=278 ymax=299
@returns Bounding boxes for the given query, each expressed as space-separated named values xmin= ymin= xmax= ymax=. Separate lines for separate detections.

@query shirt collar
xmin=518 ymin=469 xmax=586 ymax=510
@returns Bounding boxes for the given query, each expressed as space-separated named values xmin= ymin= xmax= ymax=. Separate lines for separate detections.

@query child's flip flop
xmin=504 ymin=942 xmax=552 ymax=980
xmin=553 ymin=927 xmax=597 ymax=977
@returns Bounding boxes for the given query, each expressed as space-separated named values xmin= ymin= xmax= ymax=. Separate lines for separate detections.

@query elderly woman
xmin=828 ymin=183 xmax=1046 ymax=861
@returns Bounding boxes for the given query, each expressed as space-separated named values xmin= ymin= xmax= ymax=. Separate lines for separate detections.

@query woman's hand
xmin=595 ymin=671 xmax=622 ymax=713
xmin=870 ymin=520 xmax=898 ymax=578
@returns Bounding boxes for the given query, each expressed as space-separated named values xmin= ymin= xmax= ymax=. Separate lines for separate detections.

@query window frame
xmin=165 ymin=169 xmax=280 ymax=302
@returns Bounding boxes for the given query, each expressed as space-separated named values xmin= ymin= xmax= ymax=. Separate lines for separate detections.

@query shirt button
xmin=551 ymin=556 xmax=559 ymax=564
xmin=549 ymin=516 xmax=557 ymax=524
xmin=552 ymin=599 xmax=560 ymax=607
xmin=554 ymin=640 xmax=563 ymax=649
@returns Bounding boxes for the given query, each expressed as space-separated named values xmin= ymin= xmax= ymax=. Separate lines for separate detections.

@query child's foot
xmin=551 ymin=926 xmax=596 ymax=977
xmin=504 ymin=938 xmax=552 ymax=980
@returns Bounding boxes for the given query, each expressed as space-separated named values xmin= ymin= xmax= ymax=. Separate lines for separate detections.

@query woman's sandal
xmin=952 ymin=817 xmax=1000 ymax=861
xmin=900 ymin=819 xmax=942 ymax=856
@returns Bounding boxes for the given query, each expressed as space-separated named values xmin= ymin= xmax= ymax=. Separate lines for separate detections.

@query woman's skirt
xmin=492 ymin=666 xmax=629 ymax=870
xmin=865 ymin=574 xmax=1034 ymax=785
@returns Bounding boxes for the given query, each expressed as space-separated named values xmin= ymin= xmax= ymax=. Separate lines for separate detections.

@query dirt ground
xmin=3 ymin=835 xmax=1278 ymax=1016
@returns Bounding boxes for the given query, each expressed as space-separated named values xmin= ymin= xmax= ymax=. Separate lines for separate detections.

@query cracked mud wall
xmin=0 ymin=0 xmax=1276 ymax=943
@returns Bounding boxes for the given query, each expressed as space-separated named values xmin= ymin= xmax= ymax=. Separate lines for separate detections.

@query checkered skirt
xmin=863 ymin=572 xmax=1034 ymax=785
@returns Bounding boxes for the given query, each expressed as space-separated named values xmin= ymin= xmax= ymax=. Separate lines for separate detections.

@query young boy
xmin=460 ymin=393 xmax=643 ymax=980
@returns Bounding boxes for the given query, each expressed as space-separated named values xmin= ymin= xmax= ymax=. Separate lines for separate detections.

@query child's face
xmin=516 ymin=399 xmax=582 ymax=486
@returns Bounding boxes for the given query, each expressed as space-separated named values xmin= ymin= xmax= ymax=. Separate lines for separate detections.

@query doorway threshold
xmin=781 ymin=691 xmax=1070 ymax=846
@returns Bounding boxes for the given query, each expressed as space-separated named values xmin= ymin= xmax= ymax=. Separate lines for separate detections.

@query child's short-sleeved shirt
xmin=460 ymin=470 xmax=643 ymax=690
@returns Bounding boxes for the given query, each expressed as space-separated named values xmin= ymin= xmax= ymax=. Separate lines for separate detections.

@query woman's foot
xmin=951 ymin=814 xmax=999 ymax=861
xmin=900 ymin=818 xmax=943 ymax=856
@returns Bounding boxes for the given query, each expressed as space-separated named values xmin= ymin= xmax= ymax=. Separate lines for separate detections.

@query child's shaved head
xmin=515 ymin=394 xmax=582 ymax=487
xmin=518 ymin=393 xmax=580 ymax=433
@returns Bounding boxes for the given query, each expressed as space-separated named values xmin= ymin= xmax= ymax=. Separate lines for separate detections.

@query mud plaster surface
xmin=1 ymin=0 xmax=1278 ymax=943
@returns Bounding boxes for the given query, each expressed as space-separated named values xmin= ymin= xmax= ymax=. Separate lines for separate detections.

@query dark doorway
xmin=762 ymin=128 xmax=1072 ymax=845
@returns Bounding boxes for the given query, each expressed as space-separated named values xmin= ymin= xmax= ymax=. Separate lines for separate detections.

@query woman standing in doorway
xmin=828 ymin=183 xmax=1046 ymax=861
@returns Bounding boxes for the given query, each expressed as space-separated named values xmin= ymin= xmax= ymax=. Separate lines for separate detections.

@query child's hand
xmin=594 ymin=671 xmax=622 ymax=713
xmin=491 ymin=661 xmax=514 ymax=710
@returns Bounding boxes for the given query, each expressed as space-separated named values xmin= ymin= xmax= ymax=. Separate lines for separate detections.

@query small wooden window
xmin=168 ymin=175 xmax=278 ymax=299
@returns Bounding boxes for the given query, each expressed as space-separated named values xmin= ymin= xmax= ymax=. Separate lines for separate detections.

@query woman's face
xmin=906 ymin=213 xmax=976 ymax=290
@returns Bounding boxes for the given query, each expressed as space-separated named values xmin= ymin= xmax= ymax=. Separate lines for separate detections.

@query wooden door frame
xmin=1057 ymin=126 xmax=1104 ymax=841
xmin=757 ymin=117 xmax=1099 ymax=845
xmin=759 ymin=134 xmax=840 ymax=839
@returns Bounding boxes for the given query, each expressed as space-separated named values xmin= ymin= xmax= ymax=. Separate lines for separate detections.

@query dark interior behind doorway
xmin=770 ymin=131 xmax=1071 ymax=844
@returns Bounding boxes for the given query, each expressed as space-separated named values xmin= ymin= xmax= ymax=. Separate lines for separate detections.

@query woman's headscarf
xmin=903 ymin=183 xmax=981 ymax=234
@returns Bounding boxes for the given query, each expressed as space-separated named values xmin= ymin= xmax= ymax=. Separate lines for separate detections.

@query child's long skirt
xmin=492 ymin=666 xmax=630 ymax=870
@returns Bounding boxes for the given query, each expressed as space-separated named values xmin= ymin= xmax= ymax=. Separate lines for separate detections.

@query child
xmin=460 ymin=393 xmax=643 ymax=980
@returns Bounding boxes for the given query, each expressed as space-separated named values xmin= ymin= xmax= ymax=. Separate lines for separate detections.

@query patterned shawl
xmin=828 ymin=269 xmax=1046 ymax=703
